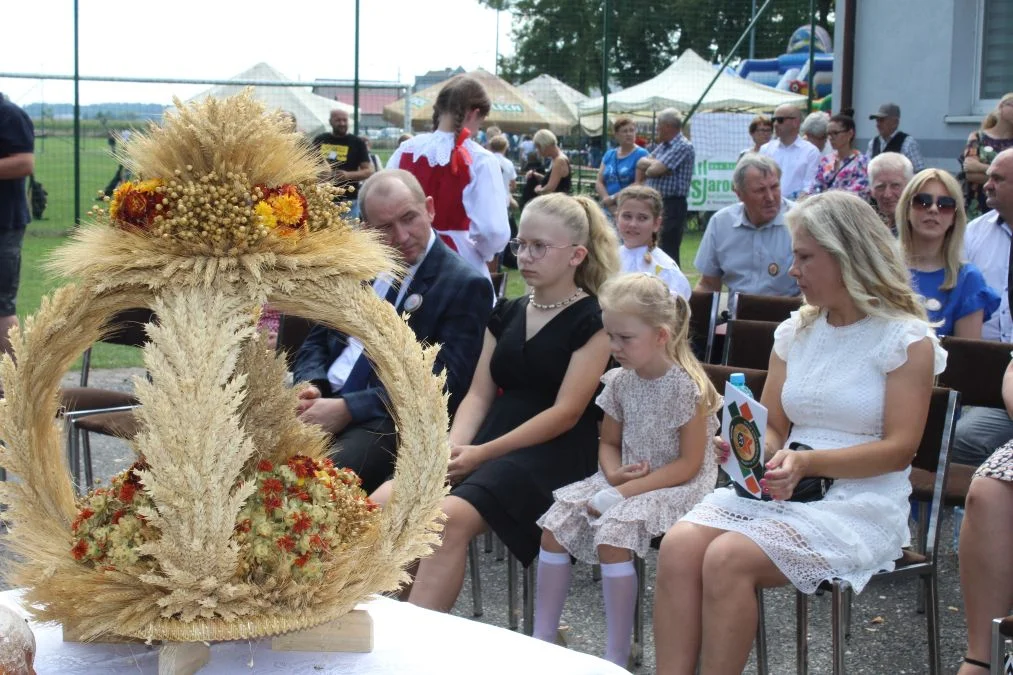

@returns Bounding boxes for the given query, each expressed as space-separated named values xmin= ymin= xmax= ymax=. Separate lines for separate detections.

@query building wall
xmin=834 ymin=0 xmax=985 ymax=172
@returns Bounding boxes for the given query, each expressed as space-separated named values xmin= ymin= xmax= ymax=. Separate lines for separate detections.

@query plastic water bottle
xmin=729 ymin=372 xmax=754 ymax=398
xmin=952 ymin=506 xmax=964 ymax=550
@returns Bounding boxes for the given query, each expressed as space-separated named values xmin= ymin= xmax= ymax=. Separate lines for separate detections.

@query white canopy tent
xmin=187 ymin=63 xmax=353 ymax=138
xmin=577 ymin=49 xmax=806 ymax=119
xmin=518 ymin=74 xmax=587 ymax=129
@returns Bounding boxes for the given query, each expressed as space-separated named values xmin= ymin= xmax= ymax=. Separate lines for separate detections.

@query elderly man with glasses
xmin=759 ymin=104 xmax=822 ymax=200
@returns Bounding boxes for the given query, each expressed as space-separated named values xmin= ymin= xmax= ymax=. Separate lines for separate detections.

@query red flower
xmin=264 ymin=495 xmax=282 ymax=511
xmin=261 ymin=478 xmax=284 ymax=495
xmin=276 ymin=535 xmax=295 ymax=552
xmin=72 ymin=507 xmax=96 ymax=532
xmin=309 ymin=534 xmax=327 ymax=551
xmin=257 ymin=459 xmax=274 ymax=473
xmin=294 ymin=552 xmax=311 ymax=568
xmin=290 ymin=512 xmax=312 ymax=533
xmin=111 ymin=509 xmax=125 ymax=525
xmin=286 ymin=455 xmax=316 ymax=479
xmin=118 ymin=480 xmax=137 ymax=503
xmin=236 ymin=518 xmax=252 ymax=533
xmin=71 ymin=539 xmax=89 ymax=561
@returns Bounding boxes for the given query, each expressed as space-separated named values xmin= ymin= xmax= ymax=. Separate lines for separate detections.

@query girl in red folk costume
xmin=387 ymin=75 xmax=511 ymax=279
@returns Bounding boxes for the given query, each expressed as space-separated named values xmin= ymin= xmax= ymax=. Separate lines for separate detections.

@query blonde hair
xmin=983 ymin=92 xmax=1013 ymax=131
xmin=787 ymin=191 xmax=927 ymax=328
xmin=521 ymin=193 xmax=619 ymax=295
xmin=533 ymin=128 xmax=558 ymax=150
xmin=896 ymin=169 xmax=967 ymax=290
xmin=615 ymin=185 xmax=664 ymax=258
xmin=598 ymin=273 xmax=720 ymax=414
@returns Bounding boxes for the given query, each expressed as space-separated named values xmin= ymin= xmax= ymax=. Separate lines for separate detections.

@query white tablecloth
xmin=0 ymin=590 xmax=627 ymax=674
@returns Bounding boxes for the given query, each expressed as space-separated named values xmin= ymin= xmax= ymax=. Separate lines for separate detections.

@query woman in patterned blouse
xmin=807 ymin=115 xmax=870 ymax=202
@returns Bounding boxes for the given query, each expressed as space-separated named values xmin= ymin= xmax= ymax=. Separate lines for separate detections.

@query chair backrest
xmin=80 ymin=308 xmax=157 ymax=386
xmin=732 ymin=293 xmax=802 ymax=323
xmin=702 ymin=364 xmax=768 ymax=402
xmin=723 ymin=319 xmax=780 ymax=370
xmin=938 ymin=336 xmax=1010 ymax=408
xmin=689 ymin=290 xmax=720 ymax=364
xmin=276 ymin=315 xmax=316 ymax=360
xmin=913 ymin=387 xmax=960 ymax=560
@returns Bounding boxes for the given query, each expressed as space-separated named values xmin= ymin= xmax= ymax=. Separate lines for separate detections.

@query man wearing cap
xmin=866 ymin=103 xmax=924 ymax=173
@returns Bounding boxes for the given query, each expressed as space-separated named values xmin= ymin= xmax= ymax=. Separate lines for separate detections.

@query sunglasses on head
xmin=772 ymin=116 xmax=796 ymax=124
xmin=911 ymin=193 xmax=957 ymax=213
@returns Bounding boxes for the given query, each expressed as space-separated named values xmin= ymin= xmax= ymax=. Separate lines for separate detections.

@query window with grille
xmin=977 ymin=0 xmax=1013 ymax=108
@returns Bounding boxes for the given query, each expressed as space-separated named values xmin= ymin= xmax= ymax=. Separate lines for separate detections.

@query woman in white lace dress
xmin=653 ymin=191 xmax=947 ymax=675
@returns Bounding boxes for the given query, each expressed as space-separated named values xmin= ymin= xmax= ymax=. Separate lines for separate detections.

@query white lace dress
xmin=537 ymin=365 xmax=719 ymax=563
xmin=682 ymin=311 xmax=947 ymax=593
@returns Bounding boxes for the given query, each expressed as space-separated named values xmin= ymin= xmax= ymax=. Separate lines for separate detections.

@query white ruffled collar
xmin=402 ymin=131 xmax=485 ymax=167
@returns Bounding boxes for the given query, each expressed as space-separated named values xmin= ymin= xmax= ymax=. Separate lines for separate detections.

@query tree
xmin=480 ymin=0 xmax=834 ymax=93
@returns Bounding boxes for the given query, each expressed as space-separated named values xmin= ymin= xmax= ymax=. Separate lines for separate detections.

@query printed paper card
xmin=720 ymin=382 xmax=768 ymax=499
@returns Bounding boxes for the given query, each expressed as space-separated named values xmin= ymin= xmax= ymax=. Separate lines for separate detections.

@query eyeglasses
xmin=755 ymin=127 xmax=773 ymax=134
xmin=508 ymin=238 xmax=578 ymax=260
xmin=911 ymin=193 xmax=958 ymax=213
xmin=772 ymin=116 xmax=797 ymax=124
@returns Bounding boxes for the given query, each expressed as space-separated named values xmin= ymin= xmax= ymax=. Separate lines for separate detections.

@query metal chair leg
xmin=632 ymin=555 xmax=646 ymax=667
xmin=795 ymin=589 xmax=809 ymax=675
xmin=82 ymin=431 xmax=94 ymax=488
xmin=843 ymin=584 xmax=853 ymax=641
xmin=468 ymin=539 xmax=483 ymax=617
xmin=925 ymin=571 xmax=941 ymax=675
xmin=992 ymin=617 xmax=1007 ymax=675
xmin=755 ymin=587 xmax=769 ymax=675
xmin=507 ymin=552 xmax=519 ymax=630
xmin=831 ymin=580 xmax=848 ymax=675
xmin=484 ymin=530 xmax=493 ymax=553
xmin=495 ymin=536 xmax=505 ymax=561
xmin=522 ymin=563 xmax=535 ymax=636
xmin=592 ymin=563 xmax=602 ymax=581
xmin=66 ymin=420 xmax=81 ymax=494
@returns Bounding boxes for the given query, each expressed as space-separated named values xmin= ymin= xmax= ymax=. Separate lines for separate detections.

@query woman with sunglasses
xmin=807 ymin=115 xmax=870 ymax=201
xmin=897 ymin=169 xmax=999 ymax=338
xmin=401 ymin=193 xmax=619 ymax=612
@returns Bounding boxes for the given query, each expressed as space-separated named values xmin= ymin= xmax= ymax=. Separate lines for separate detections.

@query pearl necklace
xmin=529 ymin=287 xmax=584 ymax=310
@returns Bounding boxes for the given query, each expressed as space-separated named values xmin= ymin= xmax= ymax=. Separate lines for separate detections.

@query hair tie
xmin=451 ymin=128 xmax=473 ymax=176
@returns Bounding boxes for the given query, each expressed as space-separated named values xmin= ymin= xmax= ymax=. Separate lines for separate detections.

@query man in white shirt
xmin=954 ymin=148 xmax=1013 ymax=465
xmin=759 ymin=104 xmax=821 ymax=199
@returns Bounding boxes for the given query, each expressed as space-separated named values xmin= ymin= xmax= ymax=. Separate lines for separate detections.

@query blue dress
xmin=601 ymin=146 xmax=649 ymax=196
xmin=909 ymin=263 xmax=1000 ymax=336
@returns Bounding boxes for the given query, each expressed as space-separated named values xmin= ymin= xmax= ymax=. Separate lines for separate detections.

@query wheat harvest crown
xmin=0 ymin=91 xmax=450 ymax=642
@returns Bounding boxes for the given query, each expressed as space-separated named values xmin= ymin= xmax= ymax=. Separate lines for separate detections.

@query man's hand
xmin=332 ymin=169 xmax=349 ymax=183
xmin=298 ymin=393 xmax=352 ymax=435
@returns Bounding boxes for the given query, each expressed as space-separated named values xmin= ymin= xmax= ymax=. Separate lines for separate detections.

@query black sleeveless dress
xmin=451 ymin=295 xmax=603 ymax=565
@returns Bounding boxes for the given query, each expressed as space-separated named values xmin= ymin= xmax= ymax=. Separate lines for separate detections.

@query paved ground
xmin=3 ymin=367 xmax=973 ymax=674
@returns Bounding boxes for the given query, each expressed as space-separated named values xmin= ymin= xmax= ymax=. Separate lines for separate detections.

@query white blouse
xmin=618 ymin=245 xmax=692 ymax=299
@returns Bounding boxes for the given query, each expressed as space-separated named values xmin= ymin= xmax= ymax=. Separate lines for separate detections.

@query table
xmin=0 ymin=590 xmax=627 ymax=674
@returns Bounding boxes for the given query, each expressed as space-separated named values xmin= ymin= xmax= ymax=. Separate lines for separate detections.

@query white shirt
xmin=494 ymin=153 xmax=517 ymax=207
xmin=327 ymin=230 xmax=437 ymax=390
xmin=618 ymin=244 xmax=692 ymax=299
xmin=760 ymin=136 xmax=822 ymax=199
xmin=964 ymin=209 xmax=1011 ymax=342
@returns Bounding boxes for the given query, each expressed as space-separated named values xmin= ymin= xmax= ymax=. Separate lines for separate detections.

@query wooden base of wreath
xmin=64 ymin=609 xmax=373 ymax=674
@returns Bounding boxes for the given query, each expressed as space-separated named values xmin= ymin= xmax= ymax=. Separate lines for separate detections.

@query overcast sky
xmin=0 ymin=0 xmax=514 ymax=105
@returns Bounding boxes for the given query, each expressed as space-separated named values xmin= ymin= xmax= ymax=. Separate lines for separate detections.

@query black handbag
xmin=732 ymin=442 xmax=834 ymax=503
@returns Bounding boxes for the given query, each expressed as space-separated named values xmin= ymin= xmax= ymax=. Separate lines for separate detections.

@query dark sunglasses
xmin=772 ymin=116 xmax=797 ymax=124
xmin=911 ymin=193 xmax=957 ymax=213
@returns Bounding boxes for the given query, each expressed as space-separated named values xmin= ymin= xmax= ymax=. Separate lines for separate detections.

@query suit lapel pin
xmin=403 ymin=293 xmax=423 ymax=314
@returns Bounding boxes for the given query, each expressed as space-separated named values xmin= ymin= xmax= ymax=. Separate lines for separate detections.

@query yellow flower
xmin=268 ymin=193 xmax=305 ymax=226
xmin=136 ymin=179 xmax=162 ymax=194
xmin=255 ymin=201 xmax=278 ymax=229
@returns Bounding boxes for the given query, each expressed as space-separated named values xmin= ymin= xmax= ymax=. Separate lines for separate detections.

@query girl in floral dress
xmin=534 ymin=272 xmax=720 ymax=666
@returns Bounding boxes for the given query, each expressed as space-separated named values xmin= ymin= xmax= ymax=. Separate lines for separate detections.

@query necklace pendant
xmin=530 ymin=287 xmax=584 ymax=310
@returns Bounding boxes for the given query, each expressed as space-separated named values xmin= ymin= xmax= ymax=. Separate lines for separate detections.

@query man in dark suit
xmin=294 ymin=169 xmax=493 ymax=493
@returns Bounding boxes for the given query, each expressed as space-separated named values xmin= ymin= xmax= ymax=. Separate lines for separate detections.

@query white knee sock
xmin=533 ymin=548 xmax=572 ymax=643
xmin=601 ymin=559 xmax=638 ymax=666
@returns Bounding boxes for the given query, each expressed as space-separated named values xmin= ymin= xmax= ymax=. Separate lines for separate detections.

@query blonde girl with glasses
xmin=534 ymin=273 xmax=720 ymax=666
xmin=401 ymin=193 xmax=618 ymax=612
